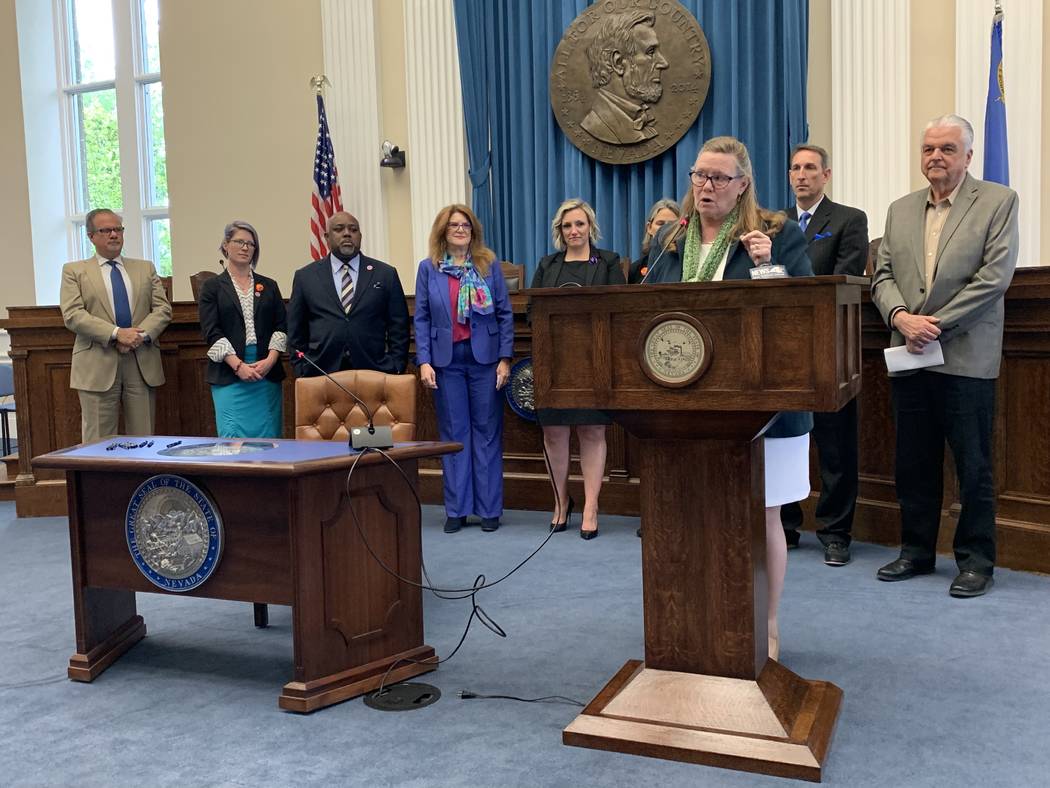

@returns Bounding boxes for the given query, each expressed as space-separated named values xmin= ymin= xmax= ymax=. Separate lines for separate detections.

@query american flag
xmin=309 ymin=94 xmax=343 ymax=260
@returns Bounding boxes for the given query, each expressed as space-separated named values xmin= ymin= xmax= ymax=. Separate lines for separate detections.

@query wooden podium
xmin=33 ymin=437 xmax=459 ymax=712
xmin=530 ymin=276 xmax=864 ymax=781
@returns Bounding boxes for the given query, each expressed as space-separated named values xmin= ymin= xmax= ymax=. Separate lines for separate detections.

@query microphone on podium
xmin=293 ymin=350 xmax=394 ymax=450
xmin=639 ymin=216 xmax=689 ymax=284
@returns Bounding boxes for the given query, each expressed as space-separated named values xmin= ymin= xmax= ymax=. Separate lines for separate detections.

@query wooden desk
xmin=34 ymin=437 xmax=459 ymax=713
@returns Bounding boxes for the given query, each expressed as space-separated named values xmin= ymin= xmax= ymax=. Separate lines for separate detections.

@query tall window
xmin=59 ymin=0 xmax=170 ymax=274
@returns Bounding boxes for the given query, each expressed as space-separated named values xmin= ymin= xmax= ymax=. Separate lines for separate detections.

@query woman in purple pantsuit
xmin=414 ymin=205 xmax=514 ymax=533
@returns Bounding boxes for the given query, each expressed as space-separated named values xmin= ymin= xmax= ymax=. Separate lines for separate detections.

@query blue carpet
xmin=1 ymin=501 xmax=1047 ymax=787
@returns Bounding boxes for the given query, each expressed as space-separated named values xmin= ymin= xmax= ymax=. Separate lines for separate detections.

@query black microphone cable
xmin=339 ymin=445 xmax=566 ymax=700
xmin=457 ymin=690 xmax=583 ymax=706
xmin=343 ymin=417 xmax=589 ymax=701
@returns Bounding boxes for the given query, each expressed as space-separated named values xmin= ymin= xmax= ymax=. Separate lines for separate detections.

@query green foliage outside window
xmin=153 ymin=219 xmax=172 ymax=276
xmin=147 ymin=83 xmax=168 ymax=205
xmin=80 ymin=89 xmax=122 ymax=212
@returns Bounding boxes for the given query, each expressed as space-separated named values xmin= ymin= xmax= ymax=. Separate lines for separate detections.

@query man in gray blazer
xmin=871 ymin=115 xmax=1019 ymax=597
xmin=60 ymin=208 xmax=172 ymax=444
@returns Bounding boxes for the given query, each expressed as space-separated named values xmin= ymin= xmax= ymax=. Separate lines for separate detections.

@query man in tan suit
xmin=60 ymin=208 xmax=172 ymax=443
xmin=871 ymin=115 xmax=1019 ymax=598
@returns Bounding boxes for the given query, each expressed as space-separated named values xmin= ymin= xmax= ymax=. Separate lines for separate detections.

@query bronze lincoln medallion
xmin=550 ymin=1 xmax=711 ymax=165
xmin=639 ymin=313 xmax=712 ymax=387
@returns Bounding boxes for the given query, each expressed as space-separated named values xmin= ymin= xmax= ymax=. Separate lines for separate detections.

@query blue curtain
xmin=451 ymin=4 xmax=497 ymax=232
xmin=453 ymin=0 xmax=809 ymax=278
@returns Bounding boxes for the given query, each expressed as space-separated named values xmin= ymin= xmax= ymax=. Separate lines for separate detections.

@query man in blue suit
xmin=287 ymin=212 xmax=409 ymax=377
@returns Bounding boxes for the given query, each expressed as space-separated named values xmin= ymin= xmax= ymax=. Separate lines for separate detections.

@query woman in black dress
xmin=530 ymin=199 xmax=626 ymax=539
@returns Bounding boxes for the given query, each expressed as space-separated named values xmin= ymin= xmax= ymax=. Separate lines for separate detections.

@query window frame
xmin=55 ymin=0 xmax=169 ymax=273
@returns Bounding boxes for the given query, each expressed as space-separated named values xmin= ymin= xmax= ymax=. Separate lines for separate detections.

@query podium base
xmin=279 ymin=645 xmax=437 ymax=713
xmin=563 ymin=660 xmax=841 ymax=783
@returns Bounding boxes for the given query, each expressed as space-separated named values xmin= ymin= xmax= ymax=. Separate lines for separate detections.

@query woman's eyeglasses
xmin=688 ymin=170 xmax=742 ymax=189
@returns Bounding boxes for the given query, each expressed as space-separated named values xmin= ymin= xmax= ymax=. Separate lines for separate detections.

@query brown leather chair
xmin=866 ymin=237 xmax=881 ymax=276
xmin=190 ymin=270 xmax=218 ymax=302
xmin=500 ymin=261 xmax=525 ymax=292
xmin=295 ymin=369 xmax=417 ymax=443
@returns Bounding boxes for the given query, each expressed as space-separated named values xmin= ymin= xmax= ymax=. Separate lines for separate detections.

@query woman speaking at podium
xmin=530 ymin=199 xmax=626 ymax=539
xmin=198 ymin=220 xmax=287 ymax=439
xmin=642 ymin=137 xmax=812 ymax=659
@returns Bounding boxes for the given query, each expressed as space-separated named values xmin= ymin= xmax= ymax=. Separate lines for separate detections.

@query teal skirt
xmin=211 ymin=344 xmax=283 ymax=438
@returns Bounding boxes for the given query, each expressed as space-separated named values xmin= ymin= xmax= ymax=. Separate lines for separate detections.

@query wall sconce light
xmin=380 ymin=140 xmax=406 ymax=169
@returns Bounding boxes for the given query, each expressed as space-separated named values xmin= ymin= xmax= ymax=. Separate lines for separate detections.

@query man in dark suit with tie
xmin=781 ymin=144 xmax=869 ymax=566
xmin=287 ymin=211 xmax=409 ymax=377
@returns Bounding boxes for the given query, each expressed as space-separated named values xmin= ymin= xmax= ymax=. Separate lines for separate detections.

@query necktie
xmin=798 ymin=211 xmax=811 ymax=233
xmin=107 ymin=261 xmax=133 ymax=328
xmin=340 ymin=263 xmax=354 ymax=313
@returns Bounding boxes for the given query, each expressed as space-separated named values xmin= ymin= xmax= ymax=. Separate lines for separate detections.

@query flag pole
xmin=983 ymin=0 xmax=1009 ymax=185
xmin=308 ymin=75 xmax=343 ymax=260
xmin=309 ymin=74 xmax=331 ymax=96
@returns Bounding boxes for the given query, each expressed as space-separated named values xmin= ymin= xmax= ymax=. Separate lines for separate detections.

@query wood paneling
xmin=5 ymin=267 xmax=1050 ymax=573
xmin=851 ymin=267 xmax=1050 ymax=569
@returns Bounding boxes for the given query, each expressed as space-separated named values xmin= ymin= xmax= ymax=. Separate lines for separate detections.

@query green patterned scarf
xmin=680 ymin=205 xmax=740 ymax=283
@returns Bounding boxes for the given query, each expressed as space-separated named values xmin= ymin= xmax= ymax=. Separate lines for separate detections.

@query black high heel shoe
xmin=550 ymin=497 xmax=575 ymax=533
xmin=580 ymin=510 xmax=599 ymax=539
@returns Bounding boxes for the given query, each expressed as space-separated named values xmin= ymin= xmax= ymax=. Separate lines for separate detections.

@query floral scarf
xmin=439 ymin=255 xmax=493 ymax=324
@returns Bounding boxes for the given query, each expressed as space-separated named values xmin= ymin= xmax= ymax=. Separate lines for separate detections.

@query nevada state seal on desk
xmin=126 ymin=475 xmax=224 ymax=592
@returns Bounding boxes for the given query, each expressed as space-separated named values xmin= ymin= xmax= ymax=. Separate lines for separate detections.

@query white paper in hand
xmin=884 ymin=340 xmax=945 ymax=372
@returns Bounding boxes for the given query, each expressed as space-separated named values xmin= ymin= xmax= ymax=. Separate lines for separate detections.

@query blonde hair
xmin=427 ymin=204 xmax=495 ymax=275
xmin=550 ymin=198 xmax=601 ymax=251
xmin=681 ymin=136 xmax=786 ymax=238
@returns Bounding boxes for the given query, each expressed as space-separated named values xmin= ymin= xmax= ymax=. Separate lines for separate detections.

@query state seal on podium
xmin=639 ymin=313 xmax=712 ymax=387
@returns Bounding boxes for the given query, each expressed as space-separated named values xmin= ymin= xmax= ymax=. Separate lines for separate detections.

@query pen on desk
xmin=166 ymin=440 xmax=182 ymax=448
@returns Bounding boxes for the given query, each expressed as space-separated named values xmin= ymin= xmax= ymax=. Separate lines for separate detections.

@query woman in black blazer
xmin=627 ymin=198 xmax=680 ymax=283
xmin=197 ymin=221 xmax=287 ymax=438
xmin=530 ymin=199 xmax=626 ymax=539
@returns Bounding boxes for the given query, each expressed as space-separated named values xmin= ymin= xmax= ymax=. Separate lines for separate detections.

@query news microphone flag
xmin=310 ymin=94 xmax=344 ymax=259
xmin=983 ymin=6 xmax=1009 ymax=186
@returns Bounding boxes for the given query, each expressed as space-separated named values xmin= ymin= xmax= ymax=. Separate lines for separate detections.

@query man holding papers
xmin=871 ymin=114 xmax=1018 ymax=597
